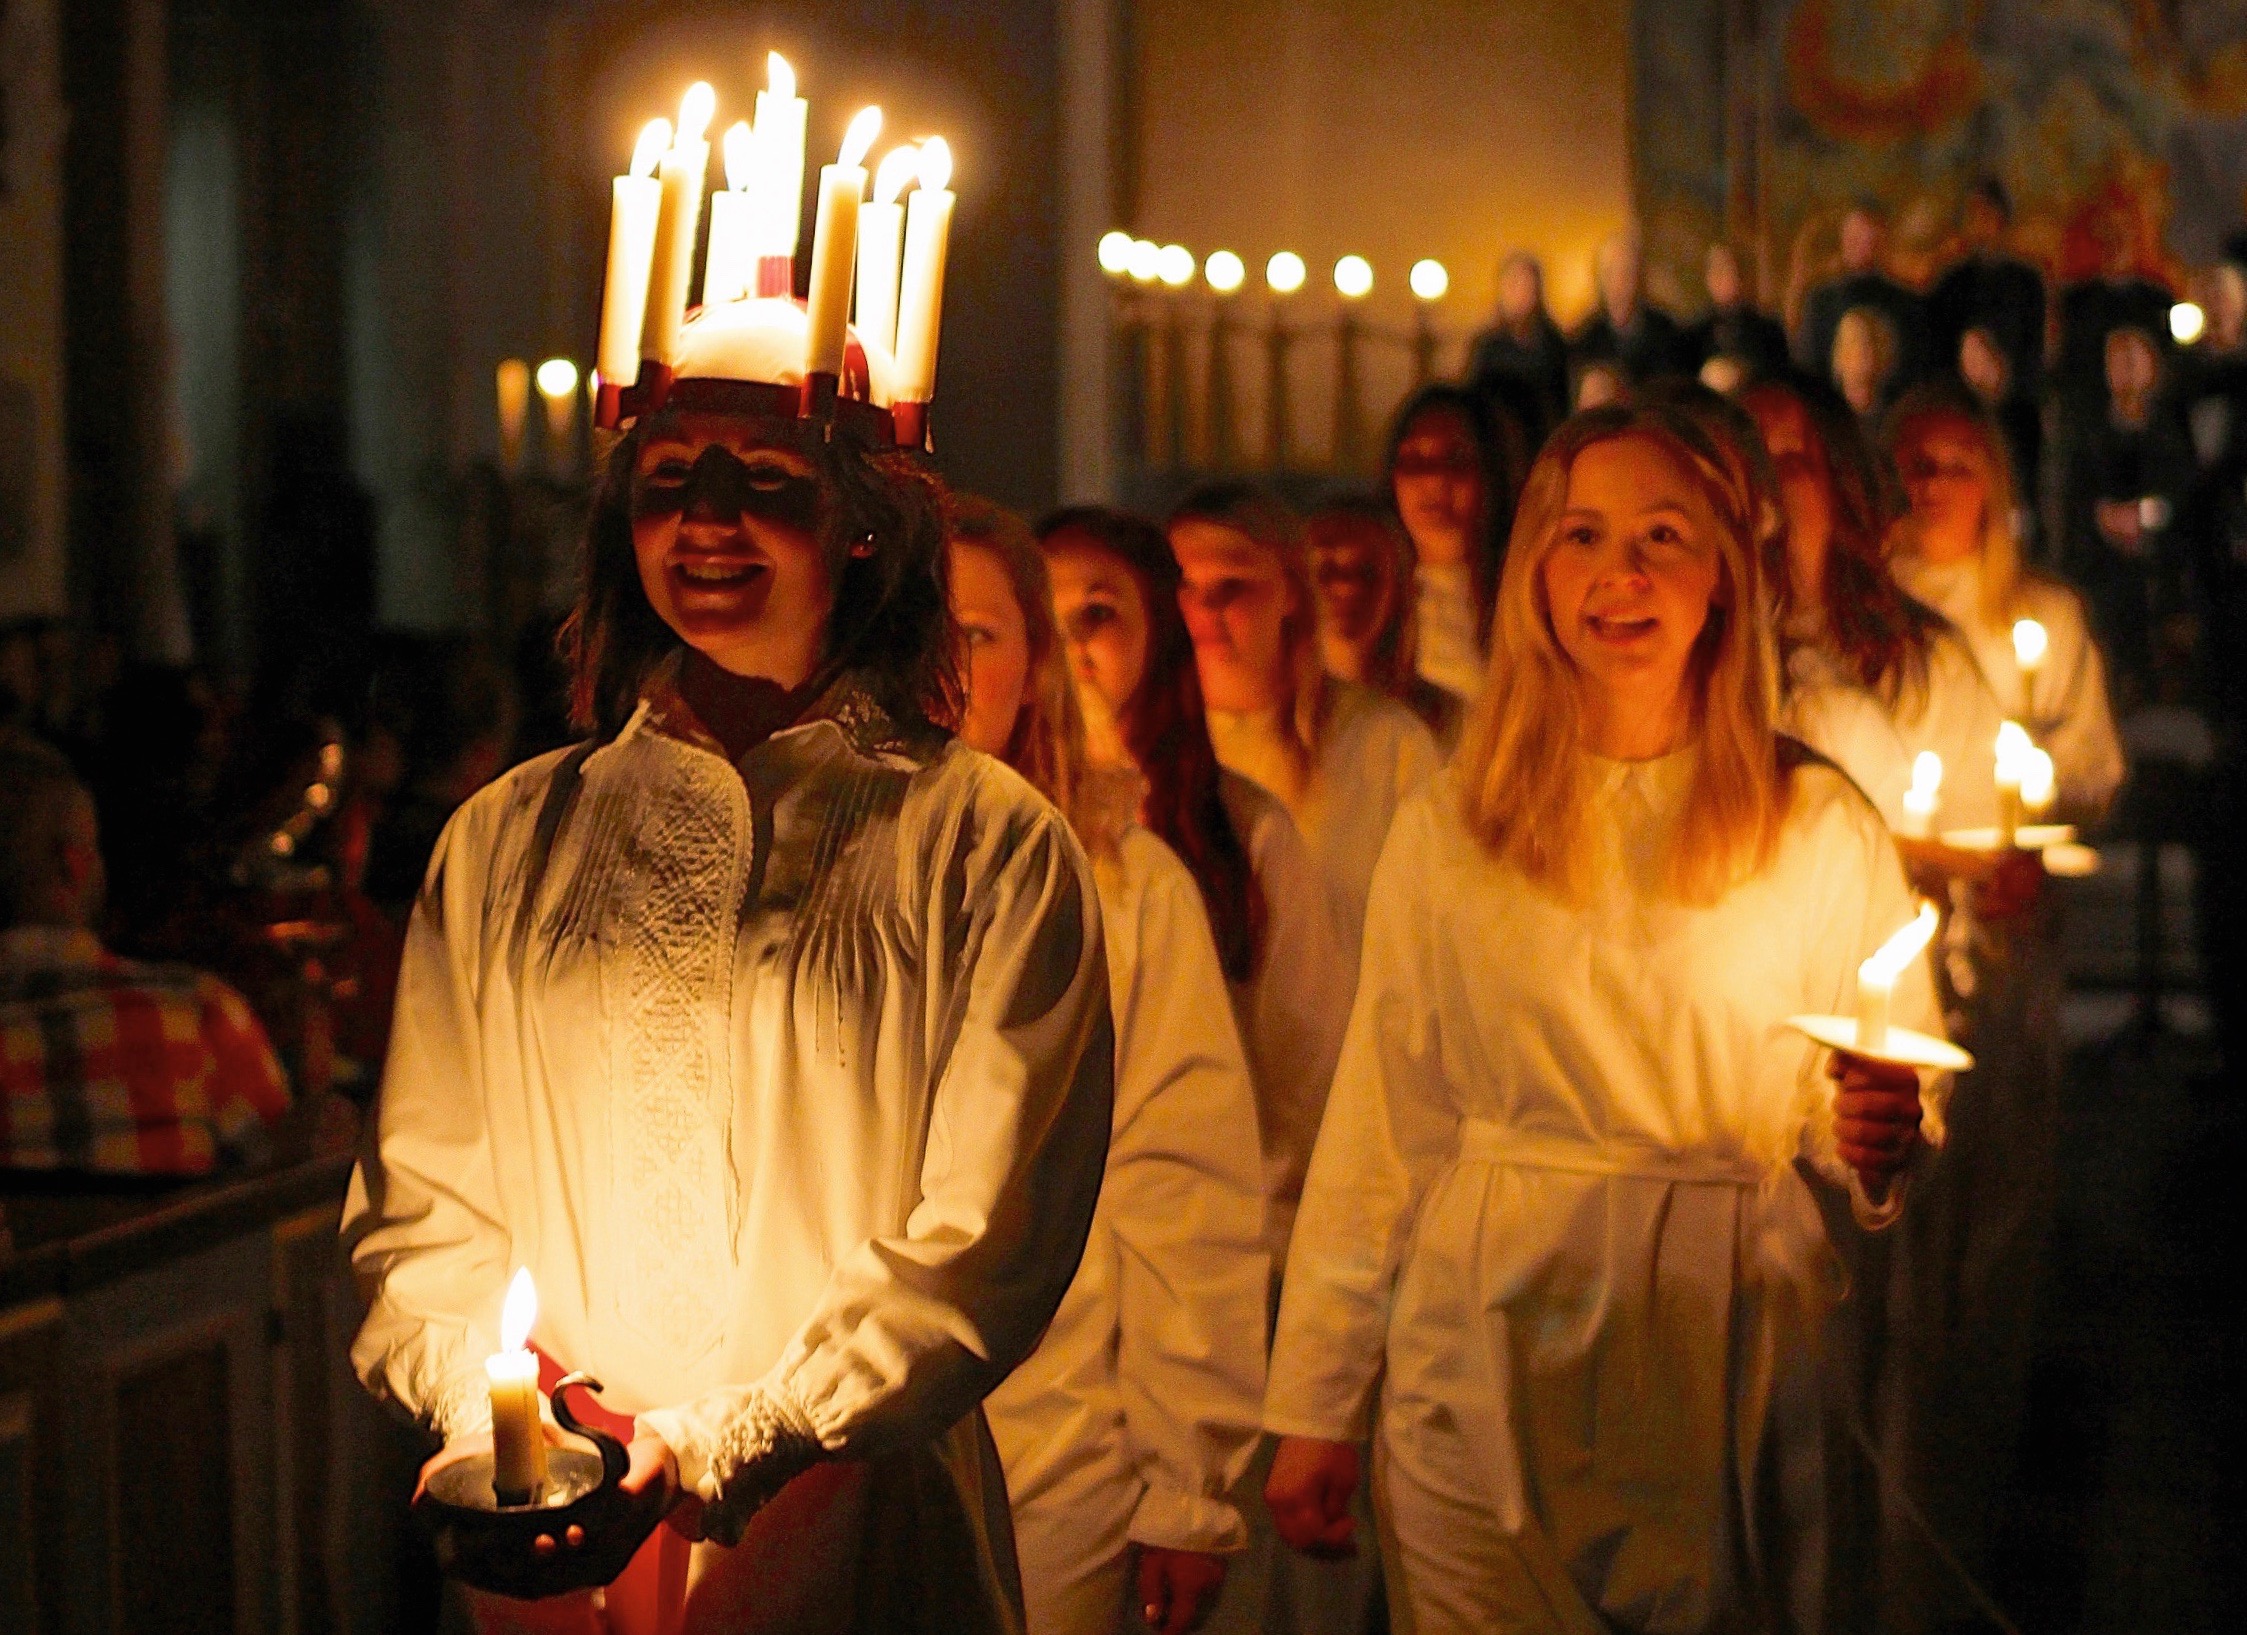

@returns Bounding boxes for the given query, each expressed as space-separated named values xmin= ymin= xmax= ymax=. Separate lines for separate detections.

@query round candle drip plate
xmin=1938 ymin=822 xmax=2076 ymax=852
xmin=2042 ymin=841 xmax=2101 ymax=878
xmin=416 ymin=1373 xmax=667 ymax=1599
xmin=1785 ymin=1014 xmax=1976 ymax=1073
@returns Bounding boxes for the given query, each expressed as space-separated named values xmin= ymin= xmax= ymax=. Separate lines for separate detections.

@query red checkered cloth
xmin=0 ymin=927 xmax=292 ymax=1175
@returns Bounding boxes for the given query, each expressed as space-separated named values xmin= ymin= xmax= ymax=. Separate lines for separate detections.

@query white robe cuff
xmin=639 ymin=1379 xmax=826 ymax=1546
xmin=1127 ymin=1487 xmax=1248 ymax=1556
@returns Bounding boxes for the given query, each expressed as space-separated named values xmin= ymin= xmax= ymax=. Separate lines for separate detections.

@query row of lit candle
xmin=1100 ymin=232 xmax=1451 ymax=303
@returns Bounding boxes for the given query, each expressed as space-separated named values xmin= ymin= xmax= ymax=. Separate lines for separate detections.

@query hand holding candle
xmin=1852 ymin=901 xmax=1939 ymax=1057
xmin=487 ymin=1267 xmax=547 ymax=1505
xmin=806 ymin=106 xmax=883 ymax=384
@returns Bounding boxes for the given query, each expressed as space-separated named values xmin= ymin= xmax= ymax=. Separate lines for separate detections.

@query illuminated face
xmin=1893 ymin=414 xmax=1992 ymax=565
xmin=1044 ymin=533 xmax=1150 ymax=721
xmin=1389 ymin=407 xmax=1487 ymax=569
xmin=1499 ymin=256 xmax=1542 ymax=322
xmin=1307 ymin=516 xmax=1395 ymax=656
xmin=1742 ymin=388 xmax=1833 ymax=594
xmin=948 ymin=542 xmax=1032 ymax=758
xmin=629 ymin=412 xmax=833 ymax=686
xmin=1169 ymin=519 xmax=1296 ymax=714
xmin=1540 ymin=434 xmax=1725 ymax=708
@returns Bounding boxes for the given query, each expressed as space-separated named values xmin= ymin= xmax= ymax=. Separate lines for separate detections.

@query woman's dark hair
xmin=1742 ymin=371 xmax=1940 ymax=709
xmin=1036 ymin=504 xmax=1264 ymax=982
xmin=559 ymin=416 xmax=962 ymax=740
xmin=1381 ymin=382 xmax=1527 ymax=640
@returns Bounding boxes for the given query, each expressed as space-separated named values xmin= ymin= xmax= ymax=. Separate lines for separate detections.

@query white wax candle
xmin=894 ymin=139 xmax=955 ymax=404
xmin=1852 ymin=902 xmax=1939 ymax=1057
xmin=1994 ymin=721 xmax=2031 ymax=849
xmin=855 ymin=147 xmax=917 ymax=356
xmin=806 ymin=108 xmax=882 ymax=380
xmin=486 ymin=1268 xmax=546 ymax=1502
xmin=2011 ymin=618 xmax=2047 ymax=721
xmin=702 ymin=123 xmax=758 ymax=308
xmin=597 ymin=121 xmax=670 ymax=391
xmin=537 ymin=358 xmax=579 ymax=476
xmin=495 ymin=360 xmax=529 ymax=475
xmin=640 ymin=84 xmax=717 ymax=370
xmin=752 ymin=54 xmax=808 ymax=264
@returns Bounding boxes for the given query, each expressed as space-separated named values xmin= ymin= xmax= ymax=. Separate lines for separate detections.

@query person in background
xmin=1683 ymin=240 xmax=1791 ymax=382
xmin=1797 ymin=202 xmax=1928 ymax=389
xmin=1 ymin=748 xmax=292 ymax=1176
xmin=1167 ymin=484 xmax=1441 ymax=964
xmin=1832 ymin=304 xmax=1903 ymax=424
xmin=951 ymin=500 xmax=1267 ymax=1635
xmin=360 ymin=638 xmax=518 ymax=918
xmin=2064 ymin=325 xmax=2196 ymax=708
xmin=1568 ymin=229 xmax=1689 ymax=390
xmin=1928 ymin=178 xmax=2046 ymax=420
xmin=2056 ymin=210 xmax=2175 ymax=425
xmin=1304 ymin=498 xmax=1461 ymax=744
xmin=1467 ymin=251 xmax=1572 ymax=439
xmin=1262 ymin=401 xmax=1935 ymax=1633
xmin=1382 ymin=384 xmax=1520 ymax=711
xmin=1959 ymin=324 xmax=2045 ymax=533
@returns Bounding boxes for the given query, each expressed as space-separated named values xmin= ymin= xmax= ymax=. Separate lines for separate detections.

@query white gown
xmin=342 ymin=675 xmax=1115 ymax=1633
xmin=1413 ymin=561 xmax=1489 ymax=705
xmin=985 ymin=826 xmax=1269 ymax=1635
xmin=1263 ymin=753 xmax=1943 ymax=1635
xmin=1207 ymin=679 xmax=1441 ymax=968
xmin=1894 ymin=554 xmax=2126 ymax=823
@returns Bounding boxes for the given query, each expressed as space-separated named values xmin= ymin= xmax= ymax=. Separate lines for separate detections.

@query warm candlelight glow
xmin=1853 ymin=900 xmax=1939 ymax=1055
xmin=2011 ymin=618 xmax=2048 ymax=671
xmin=500 ymin=1265 xmax=538 ymax=1352
xmin=722 ymin=121 xmax=756 ymax=191
xmin=1127 ymin=238 xmax=1162 ymax=284
xmin=2020 ymin=747 xmax=2056 ymax=813
xmin=1205 ymin=249 xmax=1246 ymax=293
xmin=1098 ymin=231 xmax=1134 ymax=276
xmin=1901 ymin=750 xmax=1942 ymax=838
xmin=1334 ymin=255 xmax=1374 ymax=299
xmin=487 ymin=1267 xmax=546 ymax=1502
xmin=840 ymin=105 xmax=883 ymax=170
xmin=496 ymin=359 xmax=529 ymax=473
xmin=632 ymin=119 xmax=673 ymax=179
xmin=2171 ymin=301 xmax=2207 ymax=345
xmin=1995 ymin=720 xmax=2033 ymax=846
xmin=535 ymin=357 xmax=578 ymax=400
xmin=1409 ymin=258 xmax=1449 ymax=301
xmin=877 ymin=146 xmax=921 ymax=207
xmin=1157 ymin=243 xmax=1196 ymax=288
xmin=678 ymin=81 xmax=717 ymax=144
xmin=766 ymin=51 xmax=796 ymax=101
xmin=917 ymin=136 xmax=953 ymax=195
xmin=1266 ymin=251 xmax=1306 ymax=295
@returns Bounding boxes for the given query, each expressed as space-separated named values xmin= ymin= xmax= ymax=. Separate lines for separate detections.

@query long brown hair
xmin=946 ymin=495 xmax=1121 ymax=859
xmin=1381 ymin=382 xmax=1527 ymax=641
xmin=1304 ymin=496 xmax=1418 ymax=697
xmin=560 ymin=413 xmax=962 ymax=740
xmin=1456 ymin=402 xmax=1790 ymax=903
xmin=1036 ymin=506 xmax=1264 ymax=982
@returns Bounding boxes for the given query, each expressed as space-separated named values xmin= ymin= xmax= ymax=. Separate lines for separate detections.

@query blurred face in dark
xmin=1597 ymin=235 xmax=1643 ymax=319
xmin=947 ymin=542 xmax=1032 ymax=758
xmin=1706 ymin=243 xmax=1744 ymax=309
xmin=1499 ymin=255 xmax=1543 ymax=324
xmin=1893 ymin=412 xmax=1993 ymax=565
xmin=1170 ymin=519 xmax=1296 ymax=714
xmin=1044 ymin=531 xmax=1151 ymax=726
xmin=629 ymin=412 xmax=832 ymax=687
xmin=1306 ymin=513 xmax=1398 ymax=677
xmin=1962 ymin=193 xmax=2005 ymax=252
xmin=1743 ymin=386 xmax=1833 ymax=603
xmin=1390 ymin=406 xmax=1487 ymax=569
xmin=1840 ymin=209 xmax=1882 ymax=273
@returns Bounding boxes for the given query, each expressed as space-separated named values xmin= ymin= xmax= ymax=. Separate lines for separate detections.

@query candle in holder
xmin=893 ymin=138 xmax=956 ymax=408
xmin=536 ymin=358 xmax=579 ymax=477
xmin=1994 ymin=721 xmax=2033 ymax=848
xmin=639 ymin=82 xmax=718 ymax=374
xmin=856 ymin=146 xmax=920 ymax=355
xmin=702 ymin=122 xmax=759 ymax=308
xmin=1900 ymin=750 xmax=1942 ymax=840
xmin=1853 ymin=901 xmax=1940 ymax=1056
xmin=596 ymin=119 xmax=671 ymax=401
xmin=495 ymin=359 xmax=530 ymax=475
xmin=751 ymin=53 xmax=807 ymax=297
xmin=2011 ymin=618 xmax=2047 ymax=721
xmin=2020 ymin=746 xmax=2056 ymax=816
xmin=806 ymin=106 xmax=883 ymax=383
xmin=487 ymin=1267 xmax=546 ymax=1504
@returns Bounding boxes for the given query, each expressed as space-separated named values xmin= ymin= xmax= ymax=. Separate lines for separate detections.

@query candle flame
xmin=2011 ymin=618 xmax=2048 ymax=670
xmin=1266 ymin=250 xmax=1307 ymax=295
xmin=678 ymin=82 xmax=717 ymax=144
xmin=1410 ymin=258 xmax=1450 ymax=301
xmin=767 ymin=51 xmax=796 ymax=101
xmin=499 ymin=1267 xmax=538 ymax=1353
xmin=917 ymin=137 xmax=953 ymax=195
xmin=1204 ymin=249 xmax=1246 ymax=293
xmin=1334 ymin=254 xmax=1374 ymax=299
xmin=535 ymin=357 xmax=578 ymax=400
xmin=2172 ymin=301 xmax=2206 ymax=345
xmin=1861 ymin=901 xmax=1939 ymax=987
xmin=2020 ymin=747 xmax=2055 ymax=812
xmin=631 ymin=119 xmax=673 ymax=179
xmin=722 ymin=121 xmax=756 ymax=192
xmin=875 ymin=145 xmax=920 ymax=206
xmin=1995 ymin=719 xmax=2034 ymax=780
xmin=1908 ymin=750 xmax=1943 ymax=799
xmin=840 ymin=106 xmax=883 ymax=171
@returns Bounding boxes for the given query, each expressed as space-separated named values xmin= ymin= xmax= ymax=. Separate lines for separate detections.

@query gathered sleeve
xmin=641 ymin=792 xmax=1116 ymax=1536
xmin=340 ymin=791 xmax=516 ymax=1441
xmin=1108 ymin=840 xmax=1270 ymax=1554
xmin=1261 ymin=796 xmax=1456 ymax=1444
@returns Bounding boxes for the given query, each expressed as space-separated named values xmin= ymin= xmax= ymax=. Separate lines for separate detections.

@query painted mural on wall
xmin=1636 ymin=0 xmax=2247 ymax=319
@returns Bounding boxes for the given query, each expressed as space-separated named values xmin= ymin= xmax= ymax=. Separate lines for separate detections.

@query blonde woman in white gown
xmin=1263 ymin=401 xmax=1942 ymax=1634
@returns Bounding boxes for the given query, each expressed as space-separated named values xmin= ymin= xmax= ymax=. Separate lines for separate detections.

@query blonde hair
xmin=947 ymin=495 xmax=1125 ymax=859
xmin=1455 ymin=403 xmax=1790 ymax=904
xmin=1883 ymin=380 xmax=2023 ymax=626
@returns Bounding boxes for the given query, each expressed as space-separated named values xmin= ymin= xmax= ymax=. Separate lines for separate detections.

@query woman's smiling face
xmin=629 ymin=411 xmax=835 ymax=686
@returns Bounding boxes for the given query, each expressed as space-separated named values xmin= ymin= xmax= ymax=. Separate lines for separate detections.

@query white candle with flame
xmin=2020 ymin=746 xmax=2055 ymax=815
xmin=1994 ymin=721 xmax=2033 ymax=849
xmin=1853 ymin=902 xmax=1939 ymax=1056
xmin=751 ymin=53 xmax=807 ymax=293
xmin=596 ymin=120 xmax=670 ymax=393
xmin=1900 ymin=750 xmax=1942 ymax=840
xmin=537 ymin=358 xmax=579 ymax=476
xmin=486 ymin=1267 xmax=546 ymax=1502
xmin=855 ymin=145 xmax=918 ymax=355
xmin=495 ymin=359 xmax=530 ymax=475
xmin=702 ymin=122 xmax=758 ymax=307
xmin=2011 ymin=618 xmax=2048 ymax=721
xmin=640 ymin=83 xmax=717 ymax=371
xmin=806 ymin=106 xmax=883 ymax=380
xmin=894 ymin=138 xmax=955 ymax=406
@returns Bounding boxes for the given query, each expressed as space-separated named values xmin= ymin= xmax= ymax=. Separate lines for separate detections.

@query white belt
xmin=1456 ymin=1118 xmax=1774 ymax=1189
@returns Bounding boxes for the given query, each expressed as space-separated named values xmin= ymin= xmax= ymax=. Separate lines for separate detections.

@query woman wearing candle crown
xmin=341 ymin=313 xmax=1115 ymax=1633
xmin=1260 ymin=401 xmax=1941 ymax=1633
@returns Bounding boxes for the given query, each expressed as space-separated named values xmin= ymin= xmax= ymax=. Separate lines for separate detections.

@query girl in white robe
xmin=948 ymin=502 xmax=1269 ymax=1635
xmin=1263 ymin=402 xmax=1943 ymax=1635
xmin=344 ymin=407 xmax=1114 ymax=1635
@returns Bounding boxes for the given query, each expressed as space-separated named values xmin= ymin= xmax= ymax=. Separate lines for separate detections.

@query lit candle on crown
xmin=856 ymin=145 xmax=919 ymax=356
xmin=751 ymin=53 xmax=807 ymax=297
xmin=595 ymin=118 xmax=670 ymax=415
xmin=893 ymin=138 xmax=955 ymax=426
xmin=806 ymin=105 xmax=883 ymax=387
xmin=1853 ymin=902 xmax=1939 ymax=1056
xmin=640 ymin=83 xmax=718 ymax=378
xmin=702 ymin=122 xmax=759 ymax=307
xmin=486 ymin=1267 xmax=547 ymax=1505
xmin=1994 ymin=721 xmax=2033 ymax=849
xmin=2011 ymin=618 xmax=2048 ymax=721
xmin=1901 ymin=751 xmax=1942 ymax=840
